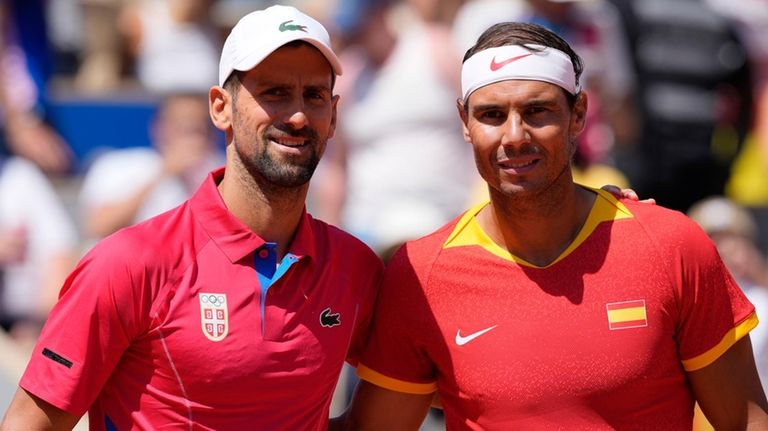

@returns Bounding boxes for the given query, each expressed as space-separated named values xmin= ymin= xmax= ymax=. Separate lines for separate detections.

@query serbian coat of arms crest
xmin=199 ymin=293 xmax=228 ymax=341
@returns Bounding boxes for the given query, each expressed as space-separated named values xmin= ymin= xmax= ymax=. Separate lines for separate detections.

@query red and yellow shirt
xmin=359 ymin=188 xmax=756 ymax=430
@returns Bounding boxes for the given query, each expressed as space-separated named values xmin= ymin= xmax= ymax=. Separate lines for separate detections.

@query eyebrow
xmin=304 ymin=83 xmax=332 ymax=93
xmin=470 ymin=97 xmax=559 ymax=112
xmin=523 ymin=97 xmax=559 ymax=107
xmin=470 ymin=103 xmax=503 ymax=113
xmin=256 ymin=81 xmax=332 ymax=92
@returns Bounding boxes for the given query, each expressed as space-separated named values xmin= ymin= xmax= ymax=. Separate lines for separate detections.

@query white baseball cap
xmin=218 ymin=5 xmax=343 ymax=86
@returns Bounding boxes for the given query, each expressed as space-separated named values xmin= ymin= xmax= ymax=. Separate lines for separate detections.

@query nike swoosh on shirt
xmin=455 ymin=325 xmax=498 ymax=346
xmin=489 ymin=53 xmax=532 ymax=71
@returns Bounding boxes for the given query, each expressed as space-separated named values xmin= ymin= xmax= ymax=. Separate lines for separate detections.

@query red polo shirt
xmin=20 ymin=168 xmax=382 ymax=430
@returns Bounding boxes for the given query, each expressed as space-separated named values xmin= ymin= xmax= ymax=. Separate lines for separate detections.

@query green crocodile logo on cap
xmin=279 ymin=20 xmax=308 ymax=33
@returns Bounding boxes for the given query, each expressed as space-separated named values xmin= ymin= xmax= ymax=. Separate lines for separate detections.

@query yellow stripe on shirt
xmin=681 ymin=312 xmax=759 ymax=371
xmin=356 ymin=364 xmax=438 ymax=395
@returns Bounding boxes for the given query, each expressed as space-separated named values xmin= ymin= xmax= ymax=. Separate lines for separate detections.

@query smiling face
xmin=459 ymin=79 xmax=587 ymax=200
xmin=215 ymin=43 xmax=338 ymax=189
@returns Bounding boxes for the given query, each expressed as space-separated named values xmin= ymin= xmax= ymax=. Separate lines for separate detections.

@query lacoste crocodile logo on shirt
xmin=320 ymin=307 xmax=341 ymax=327
xmin=455 ymin=325 xmax=498 ymax=346
xmin=489 ymin=53 xmax=532 ymax=71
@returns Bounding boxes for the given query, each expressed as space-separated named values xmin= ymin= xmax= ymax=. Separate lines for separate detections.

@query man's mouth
xmin=499 ymin=159 xmax=536 ymax=169
xmin=271 ymin=136 xmax=309 ymax=147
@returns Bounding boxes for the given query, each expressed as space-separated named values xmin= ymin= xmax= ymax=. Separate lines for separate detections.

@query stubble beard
xmin=485 ymin=136 xmax=576 ymax=208
xmin=253 ymin=141 xmax=319 ymax=188
xmin=235 ymin=127 xmax=323 ymax=190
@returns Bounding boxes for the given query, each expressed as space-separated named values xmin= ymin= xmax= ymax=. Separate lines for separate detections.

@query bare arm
xmin=687 ymin=335 xmax=768 ymax=430
xmin=0 ymin=387 xmax=80 ymax=431
xmin=332 ymin=380 xmax=433 ymax=431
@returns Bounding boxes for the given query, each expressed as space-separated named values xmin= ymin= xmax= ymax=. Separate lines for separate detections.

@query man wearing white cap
xmin=336 ymin=22 xmax=768 ymax=430
xmin=1 ymin=5 xmax=382 ymax=430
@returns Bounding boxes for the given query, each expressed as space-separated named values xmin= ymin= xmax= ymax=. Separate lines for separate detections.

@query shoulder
xmin=87 ymin=201 xmax=199 ymax=274
xmin=620 ymin=199 xmax=717 ymax=257
xmin=406 ymin=215 xmax=461 ymax=256
xmin=309 ymin=218 xmax=384 ymax=303
xmin=313 ymin=217 xmax=382 ymax=265
xmin=385 ymin=216 xmax=460 ymax=282
xmin=623 ymin=200 xmax=704 ymax=236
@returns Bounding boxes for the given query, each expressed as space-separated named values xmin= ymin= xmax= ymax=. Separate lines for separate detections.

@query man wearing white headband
xmin=335 ymin=22 xmax=767 ymax=429
xmin=2 ymin=5 xmax=383 ymax=430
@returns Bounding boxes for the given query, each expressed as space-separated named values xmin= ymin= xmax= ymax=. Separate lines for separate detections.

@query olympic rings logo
xmin=200 ymin=294 xmax=226 ymax=307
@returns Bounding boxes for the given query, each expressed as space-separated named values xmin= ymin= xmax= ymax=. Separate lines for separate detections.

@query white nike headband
xmin=461 ymin=44 xmax=579 ymax=100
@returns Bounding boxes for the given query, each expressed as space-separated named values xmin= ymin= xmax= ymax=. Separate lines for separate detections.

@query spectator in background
xmin=0 ymin=0 xmax=72 ymax=174
xmin=312 ymin=0 xmax=476 ymax=255
xmin=608 ymin=0 xmax=753 ymax=213
xmin=78 ymin=92 xmax=223 ymax=243
xmin=705 ymin=0 xmax=768 ymax=257
xmin=0 ymin=156 xmax=78 ymax=346
xmin=75 ymin=0 xmax=133 ymax=93
xmin=119 ymin=0 xmax=220 ymax=93
xmin=688 ymin=196 xmax=768 ymax=393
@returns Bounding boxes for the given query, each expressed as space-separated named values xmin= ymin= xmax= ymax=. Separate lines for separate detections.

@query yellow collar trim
xmin=443 ymin=187 xmax=634 ymax=267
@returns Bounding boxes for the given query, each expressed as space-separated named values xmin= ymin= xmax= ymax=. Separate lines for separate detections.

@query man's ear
xmin=209 ymin=86 xmax=232 ymax=133
xmin=456 ymin=98 xmax=471 ymax=144
xmin=328 ymin=94 xmax=340 ymax=139
xmin=570 ymin=91 xmax=588 ymax=135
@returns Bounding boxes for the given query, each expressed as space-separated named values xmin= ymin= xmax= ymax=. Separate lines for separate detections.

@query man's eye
xmin=264 ymin=88 xmax=288 ymax=97
xmin=527 ymin=106 xmax=548 ymax=115
xmin=305 ymin=90 xmax=329 ymax=101
xmin=478 ymin=111 xmax=505 ymax=122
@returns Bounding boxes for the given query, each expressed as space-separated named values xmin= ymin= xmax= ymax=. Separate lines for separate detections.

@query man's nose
xmin=283 ymin=99 xmax=310 ymax=130
xmin=501 ymin=113 xmax=528 ymax=147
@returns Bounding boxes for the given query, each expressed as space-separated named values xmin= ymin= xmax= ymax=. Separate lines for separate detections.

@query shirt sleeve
xmin=669 ymin=219 xmax=757 ymax=371
xmin=18 ymin=237 xmax=152 ymax=415
xmin=344 ymin=252 xmax=383 ymax=368
xmin=357 ymin=244 xmax=439 ymax=394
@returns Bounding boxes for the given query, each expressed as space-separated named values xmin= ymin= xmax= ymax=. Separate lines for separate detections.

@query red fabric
xmin=21 ymin=168 xmax=382 ymax=430
xmin=360 ymin=193 xmax=754 ymax=430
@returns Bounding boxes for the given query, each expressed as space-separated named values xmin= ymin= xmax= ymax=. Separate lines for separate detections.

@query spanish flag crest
xmin=606 ymin=300 xmax=647 ymax=330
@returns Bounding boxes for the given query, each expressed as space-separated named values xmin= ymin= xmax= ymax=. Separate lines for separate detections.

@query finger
xmin=621 ymin=189 xmax=639 ymax=201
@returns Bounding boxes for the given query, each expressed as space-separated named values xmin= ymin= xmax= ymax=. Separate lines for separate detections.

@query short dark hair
xmin=463 ymin=22 xmax=583 ymax=105
xmin=222 ymin=40 xmax=336 ymax=97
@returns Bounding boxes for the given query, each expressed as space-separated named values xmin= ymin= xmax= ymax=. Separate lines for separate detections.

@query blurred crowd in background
xmin=1 ymin=0 xmax=767 ymax=422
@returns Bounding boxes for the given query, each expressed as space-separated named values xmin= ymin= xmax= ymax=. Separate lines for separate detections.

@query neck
xmin=217 ymin=164 xmax=308 ymax=259
xmin=479 ymin=181 xmax=595 ymax=267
